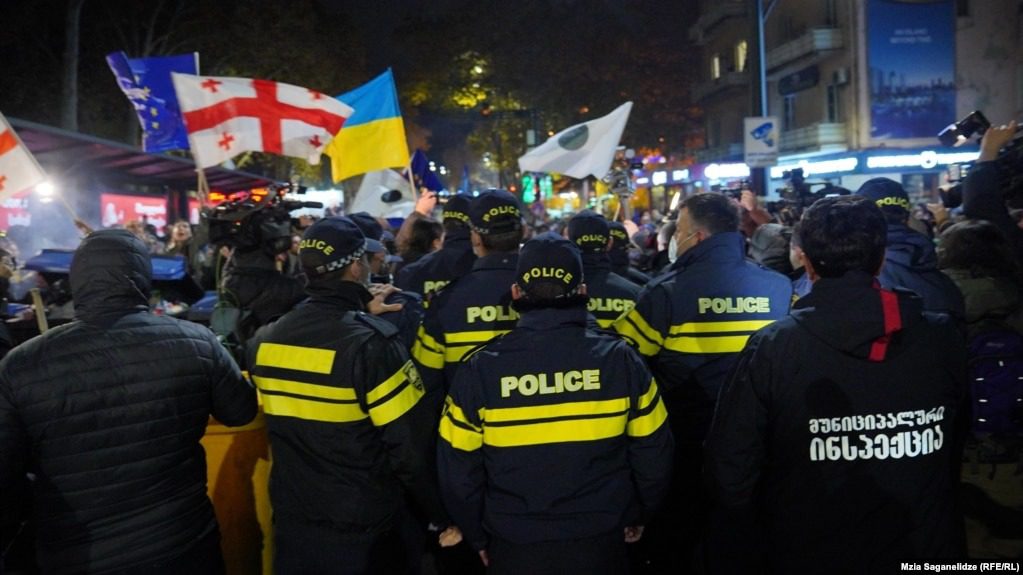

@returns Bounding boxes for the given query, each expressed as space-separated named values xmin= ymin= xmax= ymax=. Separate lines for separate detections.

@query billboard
xmin=100 ymin=193 xmax=168 ymax=235
xmin=867 ymin=0 xmax=955 ymax=140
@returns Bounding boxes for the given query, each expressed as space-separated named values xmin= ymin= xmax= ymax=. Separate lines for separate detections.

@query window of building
xmin=735 ymin=40 xmax=748 ymax=73
xmin=783 ymin=95 xmax=796 ymax=131
xmin=827 ymin=84 xmax=841 ymax=123
xmin=711 ymin=54 xmax=721 ymax=80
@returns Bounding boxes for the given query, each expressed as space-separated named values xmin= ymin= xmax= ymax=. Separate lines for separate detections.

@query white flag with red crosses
xmin=0 ymin=111 xmax=46 ymax=202
xmin=171 ymin=73 xmax=354 ymax=169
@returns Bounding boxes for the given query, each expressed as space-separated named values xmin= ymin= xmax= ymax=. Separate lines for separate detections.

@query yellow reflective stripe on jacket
xmin=664 ymin=334 xmax=751 ymax=354
xmin=668 ymin=320 xmax=775 ymax=335
xmin=367 ymin=361 xmax=424 ymax=427
xmin=439 ymin=396 xmax=483 ymax=451
xmin=483 ymin=413 xmax=628 ymax=448
xmin=252 ymin=376 xmax=356 ymax=402
xmin=635 ymin=379 xmax=659 ymax=412
xmin=442 ymin=330 xmax=510 ymax=363
xmin=254 ymin=378 xmax=367 ymax=423
xmin=484 ymin=398 xmax=629 ymax=424
xmin=613 ymin=310 xmax=663 ymax=356
xmin=596 ymin=318 xmax=615 ymax=328
xmin=412 ymin=326 xmax=445 ymax=370
xmin=627 ymin=395 xmax=668 ymax=438
xmin=256 ymin=342 xmax=335 ymax=374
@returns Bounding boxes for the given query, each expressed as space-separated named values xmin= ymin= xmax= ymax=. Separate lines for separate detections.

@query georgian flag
xmin=518 ymin=102 xmax=632 ymax=179
xmin=171 ymin=73 xmax=353 ymax=169
xmin=0 ymin=111 xmax=46 ymax=202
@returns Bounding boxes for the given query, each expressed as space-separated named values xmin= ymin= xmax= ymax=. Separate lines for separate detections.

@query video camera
xmin=938 ymin=110 xmax=1023 ymax=209
xmin=203 ymin=183 xmax=322 ymax=255
xmin=766 ymin=168 xmax=849 ymax=226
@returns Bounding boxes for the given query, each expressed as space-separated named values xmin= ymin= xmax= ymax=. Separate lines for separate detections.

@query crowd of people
xmin=0 ymin=120 xmax=1021 ymax=575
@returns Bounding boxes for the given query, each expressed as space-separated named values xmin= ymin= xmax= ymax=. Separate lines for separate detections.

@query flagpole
xmin=404 ymin=156 xmax=419 ymax=201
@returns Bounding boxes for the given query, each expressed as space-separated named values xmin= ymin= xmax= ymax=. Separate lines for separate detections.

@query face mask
xmin=668 ymin=236 xmax=678 ymax=263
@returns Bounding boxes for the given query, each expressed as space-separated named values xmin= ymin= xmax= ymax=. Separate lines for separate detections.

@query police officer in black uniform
xmin=412 ymin=190 xmax=524 ymax=401
xmin=567 ymin=210 xmax=641 ymax=328
xmin=395 ymin=194 xmax=476 ymax=299
xmin=613 ymin=192 xmax=792 ymax=572
xmin=608 ymin=220 xmax=652 ymax=286
xmin=246 ymin=217 xmax=457 ymax=574
xmin=438 ymin=233 xmax=673 ymax=575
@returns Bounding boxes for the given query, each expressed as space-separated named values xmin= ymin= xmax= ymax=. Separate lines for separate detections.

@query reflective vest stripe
xmin=256 ymin=342 xmax=335 ymax=374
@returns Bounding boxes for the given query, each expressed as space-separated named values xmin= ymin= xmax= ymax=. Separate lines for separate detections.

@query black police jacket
xmin=879 ymin=223 xmax=965 ymax=321
xmin=246 ymin=281 xmax=447 ymax=534
xmin=705 ymin=271 xmax=967 ymax=572
xmin=412 ymin=252 xmax=520 ymax=397
xmin=0 ymin=230 xmax=256 ymax=574
xmin=394 ymin=229 xmax=476 ymax=298
xmin=438 ymin=306 xmax=673 ymax=549
xmin=610 ymin=250 xmax=652 ymax=285
xmin=613 ymin=232 xmax=793 ymax=444
xmin=582 ymin=252 xmax=641 ymax=328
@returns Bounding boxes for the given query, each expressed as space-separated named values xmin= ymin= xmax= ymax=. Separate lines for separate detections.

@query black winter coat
xmin=0 ymin=230 xmax=256 ymax=574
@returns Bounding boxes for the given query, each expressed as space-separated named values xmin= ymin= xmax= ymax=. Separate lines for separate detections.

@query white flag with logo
xmin=518 ymin=101 xmax=632 ymax=179
xmin=171 ymin=73 xmax=354 ymax=168
xmin=0 ymin=112 xmax=46 ymax=202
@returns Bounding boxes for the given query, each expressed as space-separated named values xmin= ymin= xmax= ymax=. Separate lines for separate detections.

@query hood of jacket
xmin=791 ymin=270 xmax=925 ymax=361
xmin=885 ymin=224 xmax=939 ymax=272
xmin=70 ymin=229 xmax=152 ymax=322
xmin=942 ymin=268 xmax=1021 ymax=324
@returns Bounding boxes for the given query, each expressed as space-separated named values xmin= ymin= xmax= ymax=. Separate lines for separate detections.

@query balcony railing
xmin=779 ymin=122 xmax=848 ymax=152
xmin=691 ymin=71 xmax=749 ymax=103
xmin=766 ymin=28 xmax=843 ymax=73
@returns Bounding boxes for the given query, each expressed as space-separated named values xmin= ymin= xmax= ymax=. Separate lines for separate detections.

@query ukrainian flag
xmin=325 ymin=68 xmax=410 ymax=182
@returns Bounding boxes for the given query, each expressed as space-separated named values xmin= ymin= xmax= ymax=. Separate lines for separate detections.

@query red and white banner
xmin=0 ymin=111 xmax=46 ymax=202
xmin=0 ymin=189 xmax=31 ymax=229
xmin=101 ymin=193 xmax=168 ymax=235
xmin=171 ymin=73 xmax=353 ymax=168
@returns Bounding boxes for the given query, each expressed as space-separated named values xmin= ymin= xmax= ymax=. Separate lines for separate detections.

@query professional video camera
xmin=938 ymin=110 xmax=1023 ymax=209
xmin=766 ymin=168 xmax=849 ymax=226
xmin=203 ymin=183 xmax=322 ymax=255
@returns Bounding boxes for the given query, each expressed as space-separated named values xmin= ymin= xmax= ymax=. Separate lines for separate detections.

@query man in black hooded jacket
xmin=0 ymin=229 xmax=257 ymax=574
xmin=705 ymin=196 xmax=967 ymax=573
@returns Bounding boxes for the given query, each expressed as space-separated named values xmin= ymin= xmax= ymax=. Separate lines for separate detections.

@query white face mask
xmin=668 ymin=236 xmax=678 ymax=263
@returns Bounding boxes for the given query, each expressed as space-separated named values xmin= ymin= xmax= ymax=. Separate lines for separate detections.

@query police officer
xmin=395 ymin=194 xmax=477 ymax=299
xmin=566 ymin=210 xmax=641 ymax=328
xmin=437 ymin=233 xmax=673 ymax=575
xmin=608 ymin=220 xmax=652 ymax=285
xmin=612 ymin=192 xmax=792 ymax=572
xmin=412 ymin=190 xmax=524 ymax=401
xmin=246 ymin=217 xmax=457 ymax=574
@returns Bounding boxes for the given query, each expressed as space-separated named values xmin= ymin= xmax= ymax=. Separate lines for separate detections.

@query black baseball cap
xmin=515 ymin=232 xmax=583 ymax=298
xmin=299 ymin=217 xmax=367 ymax=276
xmin=348 ymin=211 xmax=387 ymax=253
xmin=567 ymin=209 xmax=610 ymax=253
xmin=608 ymin=221 xmax=630 ymax=252
xmin=469 ymin=189 xmax=523 ymax=235
xmin=443 ymin=194 xmax=473 ymax=226
xmin=856 ymin=178 xmax=910 ymax=214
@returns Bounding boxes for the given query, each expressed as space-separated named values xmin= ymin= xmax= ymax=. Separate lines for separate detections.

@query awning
xmin=11 ymin=117 xmax=277 ymax=192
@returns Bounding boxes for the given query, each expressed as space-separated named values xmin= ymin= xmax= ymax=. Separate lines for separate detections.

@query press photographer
xmin=961 ymin=119 xmax=1023 ymax=268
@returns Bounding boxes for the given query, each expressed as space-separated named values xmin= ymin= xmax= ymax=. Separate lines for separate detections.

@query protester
xmin=706 ymin=195 xmax=966 ymax=572
xmin=246 ymin=217 xmax=458 ymax=574
xmin=0 ymin=229 xmax=257 ymax=574
xmin=400 ymin=217 xmax=444 ymax=269
xmin=437 ymin=233 xmax=673 ymax=575
xmin=963 ymin=120 xmax=1023 ymax=268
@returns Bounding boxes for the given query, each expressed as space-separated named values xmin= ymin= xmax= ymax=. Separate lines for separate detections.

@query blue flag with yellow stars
xmin=106 ymin=51 xmax=196 ymax=153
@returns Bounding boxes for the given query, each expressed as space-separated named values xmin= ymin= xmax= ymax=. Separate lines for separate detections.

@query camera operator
xmin=963 ymin=120 xmax=1023 ymax=268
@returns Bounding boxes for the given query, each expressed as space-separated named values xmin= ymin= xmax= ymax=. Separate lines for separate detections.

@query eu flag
xmin=406 ymin=149 xmax=444 ymax=192
xmin=106 ymin=51 xmax=196 ymax=153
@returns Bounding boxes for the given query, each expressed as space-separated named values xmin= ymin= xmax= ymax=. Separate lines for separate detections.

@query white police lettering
xmin=808 ymin=406 xmax=946 ymax=462
xmin=500 ymin=370 xmax=601 ymax=397
xmin=588 ymin=298 xmax=635 ymax=314
xmin=423 ymin=280 xmax=450 ymax=294
xmin=697 ymin=297 xmax=770 ymax=314
xmin=466 ymin=305 xmax=519 ymax=323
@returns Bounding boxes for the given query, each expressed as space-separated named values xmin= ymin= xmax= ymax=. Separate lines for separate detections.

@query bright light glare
xmin=36 ymin=181 xmax=56 ymax=197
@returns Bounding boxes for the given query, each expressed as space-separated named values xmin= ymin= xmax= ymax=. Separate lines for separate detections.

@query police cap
xmin=469 ymin=189 xmax=523 ymax=235
xmin=515 ymin=232 xmax=583 ymax=298
xmin=567 ymin=209 xmax=610 ymax=253
xmin=855 ymin=177 xmax=910 ymax=214
xmin=608 ymin=221 xmax=631 ymax=252
xmin=349 ymin=211 xmax=387 ymax=253
xmin=443 ymin=194 xmax=473 ymax=226
xmin=299 ymin=217 xmax=367 ymax=276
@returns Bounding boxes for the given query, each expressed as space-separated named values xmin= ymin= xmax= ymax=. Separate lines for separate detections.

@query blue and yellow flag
xmin=326 ymin=68 xmax=410 ymax=182
xmin=106 ymin=51 xmax=197 ymax=153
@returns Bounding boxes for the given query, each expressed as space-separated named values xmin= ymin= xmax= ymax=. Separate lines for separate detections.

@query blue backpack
xmin=969 ymin=329 xmax=1023 ymax=436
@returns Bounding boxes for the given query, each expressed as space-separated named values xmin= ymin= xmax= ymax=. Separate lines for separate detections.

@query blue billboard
xmin=868 ymin=0 xmax=956 ymax=140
